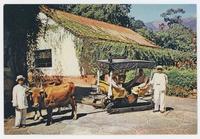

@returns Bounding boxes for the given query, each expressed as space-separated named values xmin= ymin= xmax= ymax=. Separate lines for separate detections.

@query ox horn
xmin=28 ymin=90 xmax=33 ymax=93
xmin=40 ymin=89 xmax=44 ymax=92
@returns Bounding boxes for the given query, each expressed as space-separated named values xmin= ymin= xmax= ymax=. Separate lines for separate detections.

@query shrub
xmin=125 ymin=67 xmax=197 ymax=97
xmin=165 ymin=67 xmax=197 ymax=90
xmin=125 ymin=68 xmax=152 ymax=82
xmin=167 ymin=85 xmax=190 ymax=97
xmin=165 ymin=67 xmax=197 ymax=97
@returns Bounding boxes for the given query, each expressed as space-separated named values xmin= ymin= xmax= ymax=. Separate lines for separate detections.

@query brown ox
xmin=28 ymin=87 xmax=45 ymax=121
xmin=31 ymin=82 xmax=77 ymax=126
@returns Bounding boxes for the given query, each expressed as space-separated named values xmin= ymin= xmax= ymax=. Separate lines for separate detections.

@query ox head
xmin=29 ymin=87 xmax=46 ymax=108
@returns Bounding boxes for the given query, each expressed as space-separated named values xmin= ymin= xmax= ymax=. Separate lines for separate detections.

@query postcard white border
xmin=0 ymin=0 xmax=199 ymax=139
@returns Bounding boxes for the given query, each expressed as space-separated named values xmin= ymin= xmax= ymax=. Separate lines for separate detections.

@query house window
xmin=35 ymin=49 xmax=52 ymax=68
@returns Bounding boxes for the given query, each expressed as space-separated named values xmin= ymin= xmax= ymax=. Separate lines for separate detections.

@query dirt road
xmin=4 ymin=95 xmax=197 ymax=135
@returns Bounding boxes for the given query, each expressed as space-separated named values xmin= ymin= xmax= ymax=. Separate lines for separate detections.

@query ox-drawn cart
xmin=82 ymin=54 xmax=156 ymax=114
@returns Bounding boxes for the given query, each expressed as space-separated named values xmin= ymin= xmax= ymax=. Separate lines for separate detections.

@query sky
xmin=130 ymin=4 xmax=196 ymax=23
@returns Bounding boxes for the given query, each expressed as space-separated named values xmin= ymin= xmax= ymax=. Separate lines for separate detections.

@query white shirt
xmin=107 ymin=78 xmax=123 ymax=89
xmin=12 ymin=84 xmax=28 ymax=109
xmin=151 ymin=72 xmax=168 ymax=91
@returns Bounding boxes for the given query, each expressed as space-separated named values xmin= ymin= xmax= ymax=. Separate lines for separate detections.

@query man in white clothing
xmin=12 ymin=75 xmax=29 ymax=128
xmin=151 ymin=66 xmax=168 ymax=113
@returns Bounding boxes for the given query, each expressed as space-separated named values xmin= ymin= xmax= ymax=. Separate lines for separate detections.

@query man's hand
xmin=25 ymin=88 xmax=31 ymax=93
xmin=14 ymin=106 xmax=20 ymax=111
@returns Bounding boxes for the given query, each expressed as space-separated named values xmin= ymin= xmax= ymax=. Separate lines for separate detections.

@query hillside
xmin=145 ymin=17 xmax=196 ymax=32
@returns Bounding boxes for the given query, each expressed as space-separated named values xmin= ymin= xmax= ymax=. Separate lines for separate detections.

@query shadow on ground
xmin=166 ymin=107 xmax=174 ymax=111
xmin=74 ymin=86 xmax=95 ymax=102
xmin=25 ymin=109 xmax=89 ymax=127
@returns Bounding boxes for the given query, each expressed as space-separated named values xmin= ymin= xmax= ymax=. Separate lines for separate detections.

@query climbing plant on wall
xmin=74 ymin=38 xmax=196 ymax=74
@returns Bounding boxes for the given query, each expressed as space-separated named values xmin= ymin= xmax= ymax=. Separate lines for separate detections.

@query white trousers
xmin=153 ymin=90 xmax=165 ymax=111
xmin=15 ymin=109 xmax=27 ymax=127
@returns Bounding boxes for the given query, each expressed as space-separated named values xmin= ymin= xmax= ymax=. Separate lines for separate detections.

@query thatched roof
xmin=40 ymin=6 xmax=159 ymax=48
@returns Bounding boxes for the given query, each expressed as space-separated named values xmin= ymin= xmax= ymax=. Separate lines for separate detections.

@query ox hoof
xmin=39 ymin=116 xmax=44 ymax=121
xmin=34 ymin=116 xmax=38 ymax=121
xmin=46 ymin=122 xmax=52 ymax=126
xmin=57 ymin=108 xmax=61 ymax=113
xmin=46 ymin=120 xmax=53 ymax=126
xmin=73 ymin=115 xmax=77 ymax=120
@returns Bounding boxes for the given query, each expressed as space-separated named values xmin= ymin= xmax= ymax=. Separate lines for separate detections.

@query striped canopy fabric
xmin=97 ymin=59 xmax=155 ymax=72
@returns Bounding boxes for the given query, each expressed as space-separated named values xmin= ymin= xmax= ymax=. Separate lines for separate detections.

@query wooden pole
xmin=97 ymin=70 xmax=100 ymax=93
xmin=108 ymin=71 xmax=113 ymax=97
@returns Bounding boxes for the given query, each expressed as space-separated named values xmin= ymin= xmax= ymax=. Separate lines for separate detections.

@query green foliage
xmin=43 ymin=7 xmax=136 ymax=44
xmin=74 ymin=38 xmax=196 ymax=75
xmin=4 ymin=5 xmax=41 ymax=77
xmin=129 ymin=18 xmax=145 ymax=30
xmin=125 ymin=67 xmax=197 ymax=98
xmin=160 ymin=8 xmax=185 ymax=26
xmin=125 ymin=70 xmax=134 ymax=82
xmin=165 ymin=67 xmax=197 ymax=90
xmin=167 ymin=85 xmax=190 ymax=97
xmin=165 ymin=67 xmax=197 ymax=97
xmin=125 ymin=68 xmax=152 ymax=82
xmin=45 ymin=6 xmax=196 ymax=68
xmin=137 ymin=24 xmax=196 ymax=52
xmin=136 ymin=28 xmax=156 ymax=42
xmin=44 ymin=5 xmax=196 ymax=74
xmin=155 ymin=24 xmax=194 ymax=51
xmin=48 ymin=4 xmax=132 ymax=28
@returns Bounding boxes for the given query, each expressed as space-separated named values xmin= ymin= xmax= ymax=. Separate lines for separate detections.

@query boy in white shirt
xmin=12 ymin=75 xmax=29 ymax=128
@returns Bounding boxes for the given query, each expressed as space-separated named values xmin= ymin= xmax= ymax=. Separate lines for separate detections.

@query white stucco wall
xmin=35 ymin=12 xmax=80 ymax=76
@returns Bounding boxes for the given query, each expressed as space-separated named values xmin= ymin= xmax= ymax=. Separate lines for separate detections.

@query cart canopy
xmin=98 ymin=59 xmax=155 ymax=71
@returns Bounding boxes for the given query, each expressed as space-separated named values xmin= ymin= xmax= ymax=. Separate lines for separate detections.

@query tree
xmin=160 ymin=8 xmax=185 ymax=27
xmin=155 ymin=24 xmax=195 ymax=51
xmin=137 ymin=23 xmax=195 ymax=52
xmin=129 ymin=17 xmax=145 ymax=30
xmin=159 ymin=23 xmax=166 ymax=31
xmin=154 ymin=32 xmax=178 ymax=50
xmin=4 ymin=5 xmax=41 ymax=78
xmin=48 ymin=4 xmax=132 ymax=28
xmin=136 ymin=28 xmax=156 ymax=42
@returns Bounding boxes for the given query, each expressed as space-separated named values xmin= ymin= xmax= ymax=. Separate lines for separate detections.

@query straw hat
xmin=156 ymin=65 xmax=163 ymax=70
xmin=16 ymin=75 xmax=25 ymax=82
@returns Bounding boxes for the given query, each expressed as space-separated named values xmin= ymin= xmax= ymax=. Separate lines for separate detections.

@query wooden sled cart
xmin=82 ymin=55 xmax=156 ymax=114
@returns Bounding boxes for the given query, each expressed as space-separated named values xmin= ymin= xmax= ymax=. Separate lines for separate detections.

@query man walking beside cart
xmin=151 ymin=66 xmax=168 ymax=113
